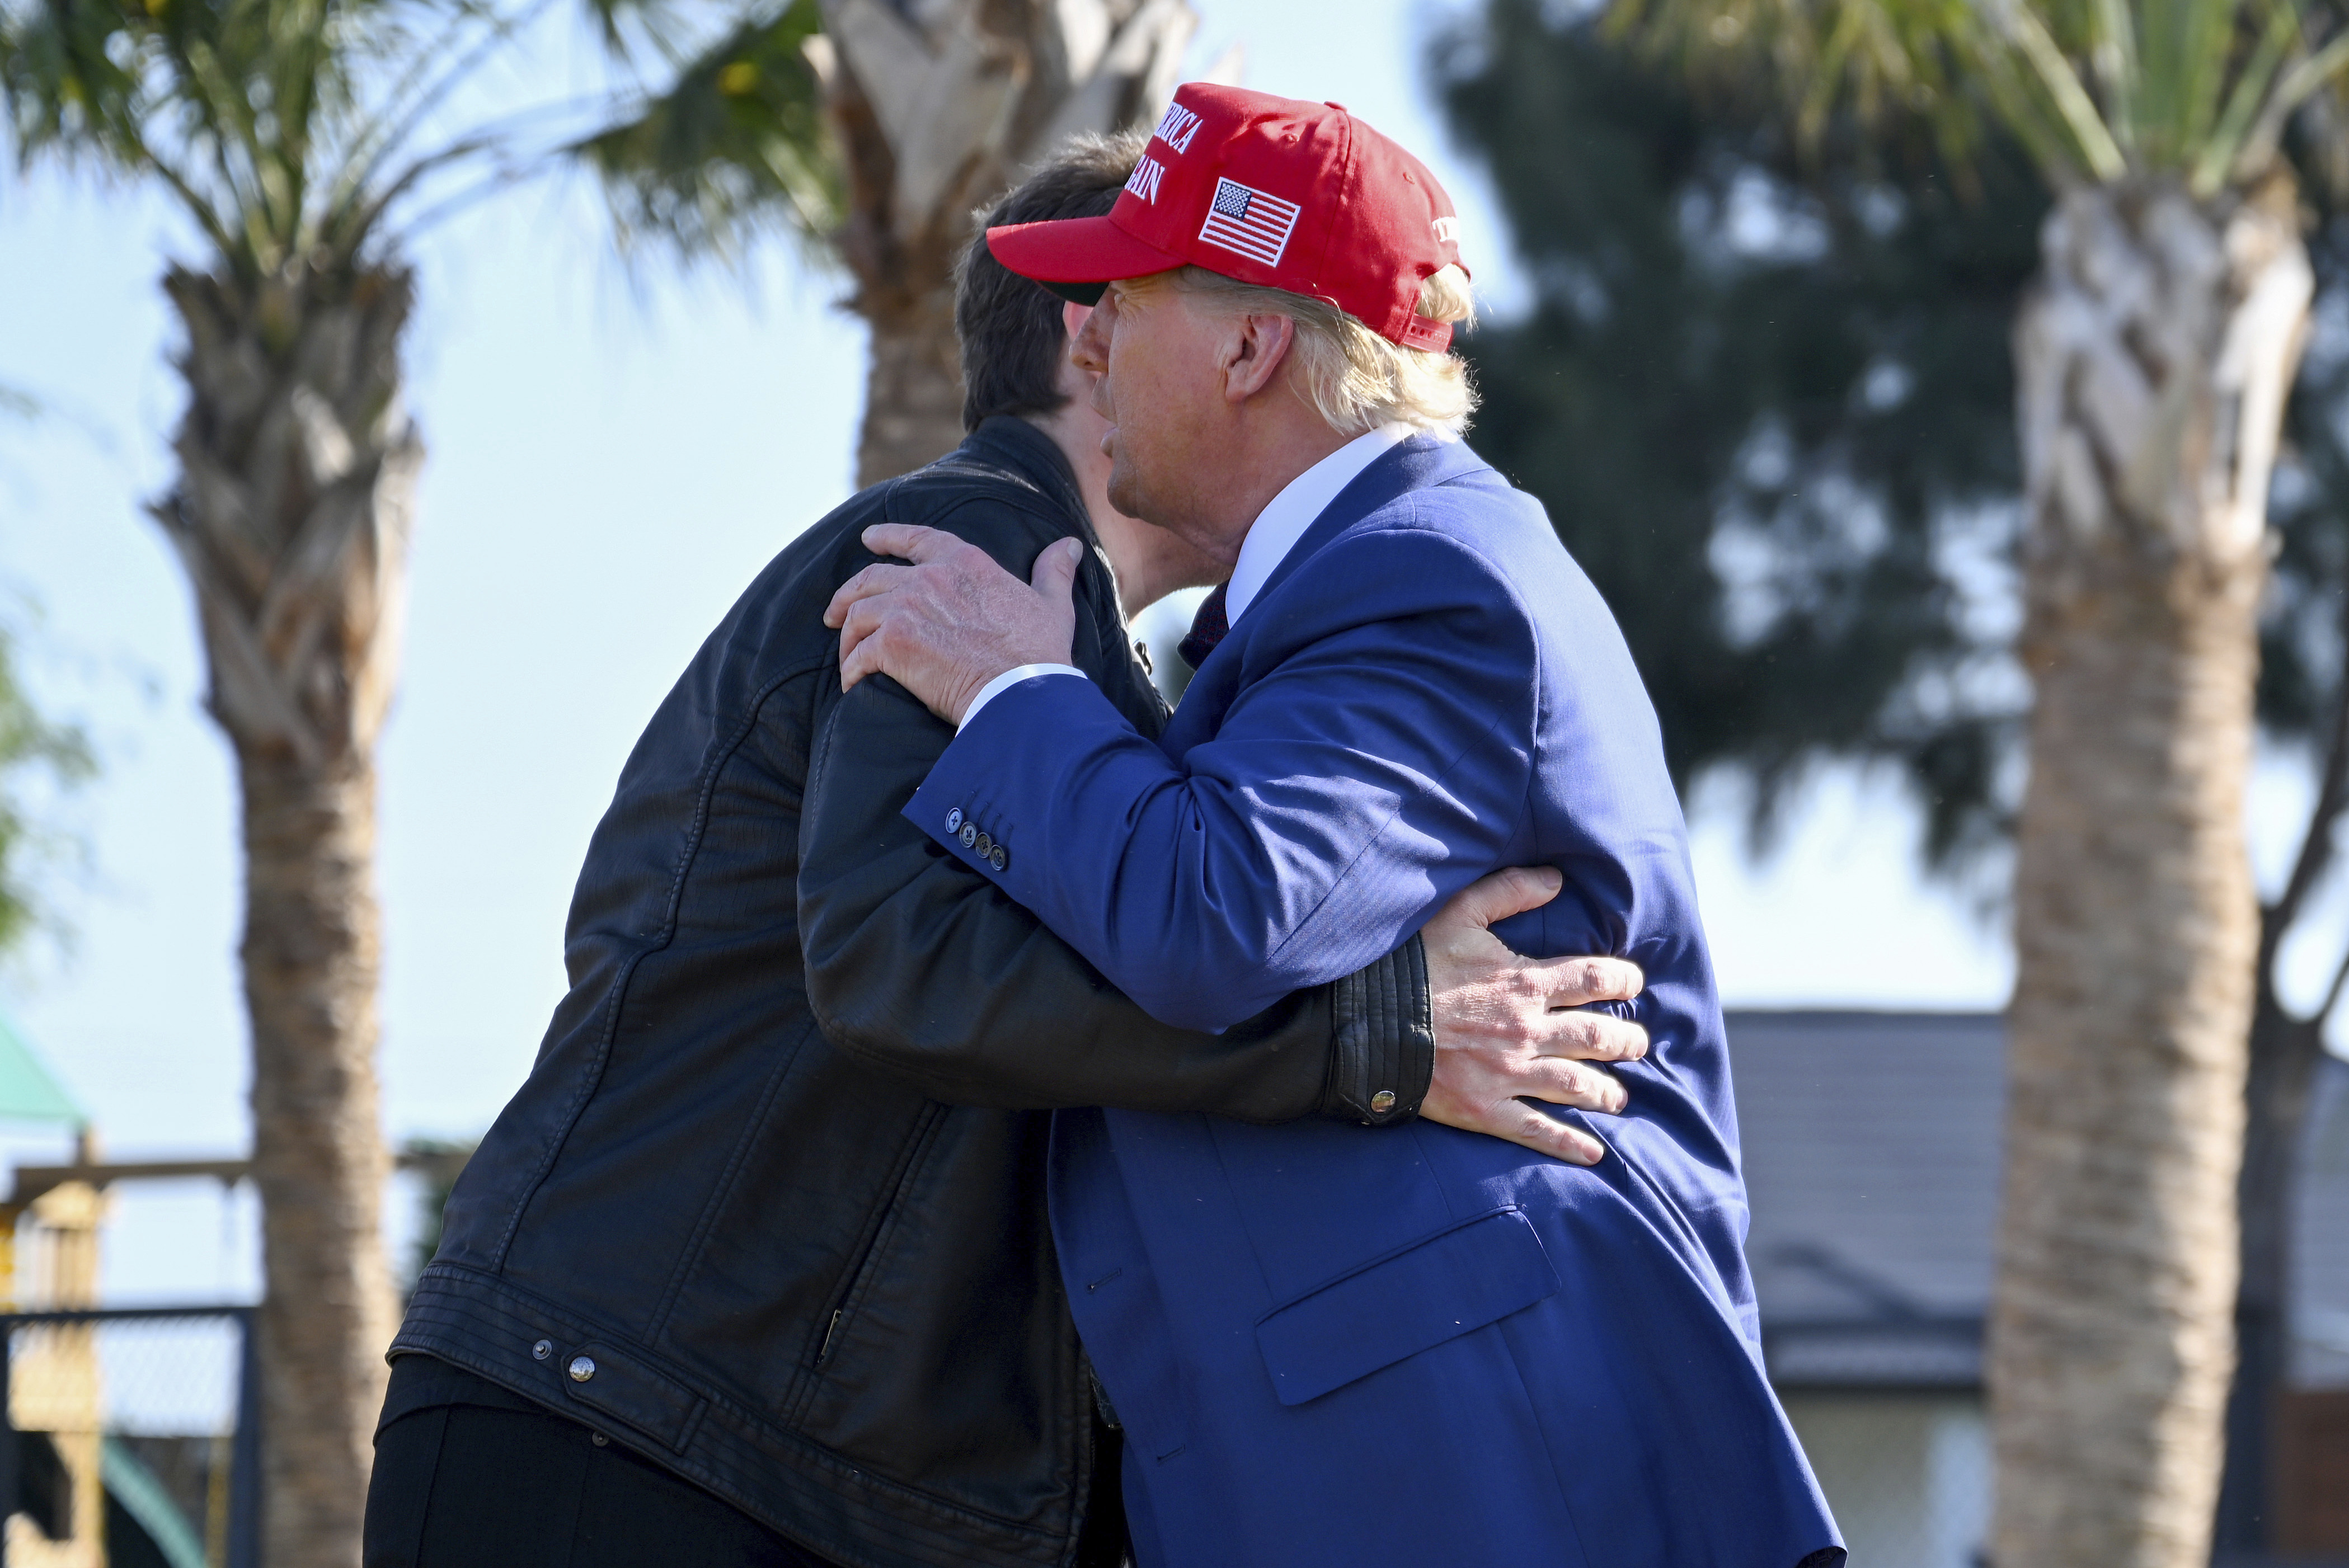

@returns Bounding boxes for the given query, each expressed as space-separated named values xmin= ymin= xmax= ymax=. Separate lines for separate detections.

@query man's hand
xmin=824 ymin=524 xmax=1085 ymax=724
xmin=1420 ymin=866 xmax=1648 ymax=1166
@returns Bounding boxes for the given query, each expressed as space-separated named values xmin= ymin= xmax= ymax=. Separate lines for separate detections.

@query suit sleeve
xmin=903 ymin=526 xmax=1542 ymax=1033
xmin=796 ymin=502 xmax=1432 ymax=1125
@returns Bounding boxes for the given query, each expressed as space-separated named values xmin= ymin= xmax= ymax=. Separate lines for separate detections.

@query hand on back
xmin=1420 ymin=867 xmax=1648 ymax=1165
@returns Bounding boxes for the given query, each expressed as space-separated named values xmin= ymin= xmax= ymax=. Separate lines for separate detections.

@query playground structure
xmin=0 ymin=1018 xmax=252 ymax=1568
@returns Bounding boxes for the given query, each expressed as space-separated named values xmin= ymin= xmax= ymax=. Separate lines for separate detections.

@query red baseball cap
xmin=986 ymin=83 xmax=1468 ymax=352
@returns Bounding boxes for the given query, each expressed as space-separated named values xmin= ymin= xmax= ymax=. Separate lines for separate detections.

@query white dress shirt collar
xmin=1223 ymin=423 xmax=1413 ymax=627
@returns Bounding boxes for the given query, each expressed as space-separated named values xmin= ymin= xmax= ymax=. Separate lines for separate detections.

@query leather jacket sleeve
xmin=797 ymin=514 xmax=1432 ymax=1127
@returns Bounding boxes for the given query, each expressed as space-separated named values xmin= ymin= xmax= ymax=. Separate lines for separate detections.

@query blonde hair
xmin=1167 ymin=265 xmax=1479 ymax=439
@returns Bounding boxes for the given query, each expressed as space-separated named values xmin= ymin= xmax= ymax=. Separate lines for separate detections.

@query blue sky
xmin=0 ymin=0 xmax=2136 ymax=1301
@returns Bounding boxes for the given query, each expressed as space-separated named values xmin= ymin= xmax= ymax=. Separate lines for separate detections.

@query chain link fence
xmin=0 ymin=1307 xmax=257 ymax=1568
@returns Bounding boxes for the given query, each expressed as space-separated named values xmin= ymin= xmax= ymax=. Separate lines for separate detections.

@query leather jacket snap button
xmin=1370 ymin=1090 xmax=1397 ymax=1113
xmin=569 ymin=1355 xmax=596 ymax=1383
xmin=532 ymin=1339 xmax=553 ymax=1362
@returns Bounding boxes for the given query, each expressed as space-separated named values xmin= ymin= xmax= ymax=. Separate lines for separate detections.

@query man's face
xmin=1069 ymin=274 xmax=1234 ymax=554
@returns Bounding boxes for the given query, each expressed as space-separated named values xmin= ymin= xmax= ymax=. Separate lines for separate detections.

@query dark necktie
xmin=1177 ymin=583 xmax=1231 ymax=671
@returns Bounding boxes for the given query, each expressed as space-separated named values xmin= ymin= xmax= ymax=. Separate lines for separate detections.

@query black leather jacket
xmin=393 ymin=419 xmax=1435 ymax=1568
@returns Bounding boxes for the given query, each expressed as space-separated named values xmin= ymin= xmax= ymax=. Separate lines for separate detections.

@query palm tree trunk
xmin=823 ymin=41 xmax=970 ymax=488
xmin=814 ymin=0 xmax=1197 ymax=483
xmin=1993 ymin=177 xmax=2309 ymax=1568
xmin=854 ymin=286 xmax=966 ymax=488
xmin=241 ymin=754 xmax=398 ymax=1565
xmin=157 ymin=261 xmax=417 ymax=1568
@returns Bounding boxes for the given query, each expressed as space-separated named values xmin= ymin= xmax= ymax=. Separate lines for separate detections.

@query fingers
xmin=1423 ymin=865 xmax=1564 ymax=936
xmin=1031 ymin=536 xmax=1084 ymax=599
xmin=1507 ymin=1058 xmax=1628 ymax=1114
xmin=836 ymin=591 xmax=910 ymax=691
xmin=1427 ymin=1096 xmax=1609 ymax=1165
xmin=1526 ymin=1006 xmax=1648 ymax=1063
xmin=824 ymin=561 xmax=909 ymax=629
xmin=838 ymin=606 xmax=889 ymax=693
xmin=1502 ymin=1109 xmax=1608 ymax=1167
xmin=833 ymin=588 xmax=892 ymax=674
xmin=1516 ymin=953 xmax=1646 ymax=1009
xmin=859 ymin=522 xmax=959 ymax=564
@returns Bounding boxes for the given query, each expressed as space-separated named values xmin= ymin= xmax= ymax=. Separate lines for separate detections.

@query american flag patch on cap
xmin=1198 ymin=178 xmax=1303 ymax=269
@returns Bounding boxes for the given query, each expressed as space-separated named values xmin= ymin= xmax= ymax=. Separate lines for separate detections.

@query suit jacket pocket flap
xmin=1253 ymin=1207 xmax=1559 ymax=1407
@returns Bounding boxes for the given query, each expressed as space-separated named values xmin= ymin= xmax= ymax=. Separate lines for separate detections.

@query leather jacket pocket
xmin=810 ymin=1102 xmax=948 ymax=1371
xmin=1253 ymin=1207 xmax=1559 ymax=1406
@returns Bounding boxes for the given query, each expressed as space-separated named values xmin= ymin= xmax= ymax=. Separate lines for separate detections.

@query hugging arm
xmin=799 ymin=499 xmax=1431 ymax=1126
xmin=805 ymin=511 xmax=1648 ymax=1160
xmin=905 ymin=528 xmax=1539 ymax=1034
xmin=800 ymin=667 xmax=1429 ymax=1125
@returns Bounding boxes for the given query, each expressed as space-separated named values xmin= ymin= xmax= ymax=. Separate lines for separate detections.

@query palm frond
xmin=1 ymin=0 xmax=532 ymax=276
xmin=2193 ymin=0 xmax=2298 ymax=191
xmin=1991 ymin=0 xmax=2128 ymax=175
xmin=2233 ymin=18 xmax=2349 ymax=178
xmin=570 ymin=0 xmax=838 ymax=262
xmin=1609 ymin=0 xmax=2349 ymax=195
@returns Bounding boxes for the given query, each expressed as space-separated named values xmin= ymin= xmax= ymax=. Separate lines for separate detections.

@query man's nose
xmin=1070 ymin=298 xmax=1112 ymax=374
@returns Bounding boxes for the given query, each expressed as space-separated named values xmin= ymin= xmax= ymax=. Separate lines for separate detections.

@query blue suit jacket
xmin=906 ymin=438 xmax=1841 ymax=1567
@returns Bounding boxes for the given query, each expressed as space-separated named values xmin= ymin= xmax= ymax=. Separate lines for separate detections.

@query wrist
xmin=944 ymin=670 xmax=994 ymax=728
xmin=956 ymin=660 xmax=1091 ymax=731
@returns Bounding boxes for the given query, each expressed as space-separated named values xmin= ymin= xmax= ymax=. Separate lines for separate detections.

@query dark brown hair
xmin=955 ymin=130 xmax=1146 ymax=432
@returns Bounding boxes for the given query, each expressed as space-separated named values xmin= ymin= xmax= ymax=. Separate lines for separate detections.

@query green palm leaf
xmin=1 ymin=0 xmax=530 ymax=276
xmin=571 ymin=0 xmax=838 ymax=260
xmin=1609 ymin=0 xmax=2349 ymax=193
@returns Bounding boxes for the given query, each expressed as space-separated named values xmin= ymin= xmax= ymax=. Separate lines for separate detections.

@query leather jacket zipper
xmin=811 ymin=1103 xmax=947 ymax=1369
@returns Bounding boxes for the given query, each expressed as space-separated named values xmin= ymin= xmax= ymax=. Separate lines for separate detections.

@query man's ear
xmin=1220 ymin=313 xmax=1297 ymax=405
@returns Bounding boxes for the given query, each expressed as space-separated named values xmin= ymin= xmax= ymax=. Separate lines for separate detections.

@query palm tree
xmin=0 ymin=0 xmax=541 ymax=1558
xmin=1606 ymin=0 xmax=2349 ymax=1560
xmin=585 ymin=0 xmax=1208 ymax=483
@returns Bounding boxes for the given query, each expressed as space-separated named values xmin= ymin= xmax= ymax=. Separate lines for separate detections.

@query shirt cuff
xmin=959 ymin=663 xmax=1088 ymax=730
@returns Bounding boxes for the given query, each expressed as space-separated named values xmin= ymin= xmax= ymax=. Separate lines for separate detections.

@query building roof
xmin=0 ymin=1013 xmax=84 ymax=1129
xmin=1725 ymin=1010 xmax=2349 ymax=1390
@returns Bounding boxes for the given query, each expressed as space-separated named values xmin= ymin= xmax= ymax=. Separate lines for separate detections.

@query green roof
xmin=0 ymin=1014 xmax=83 ymax=1127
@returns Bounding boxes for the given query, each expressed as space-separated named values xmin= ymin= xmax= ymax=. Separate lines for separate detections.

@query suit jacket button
xmin=1370 ymin=1090 xmax=1397 ymax=1113
xmin=959 ymin=823 xmax=979 ymax=849
xmin=945 ymin=807 xmax=964 ymax=834
xmin=990 ymin=845 xmax=1009 ymax=871
xmin=974 ymin=831 xmax=994 ymax=857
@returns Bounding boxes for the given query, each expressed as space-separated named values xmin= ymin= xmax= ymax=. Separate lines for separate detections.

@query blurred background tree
xmin=1439 ymin=0 xmax=2349 ymax=1555
xmin=0 ymin=625 xmax=95 ymax=959
xmin=0 ymin=0 xmax=582 ymax=1556
xmin=0 ymin=394 xmax=95 ymax=953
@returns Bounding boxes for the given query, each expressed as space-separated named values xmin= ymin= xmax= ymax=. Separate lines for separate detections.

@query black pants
xmin=364 ymin=1396 xmax=838 ymax=1568
xmin=364 ymin=1357 xmax=1129 ymax=1568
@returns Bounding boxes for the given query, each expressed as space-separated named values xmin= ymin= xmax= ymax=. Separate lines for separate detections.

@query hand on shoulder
xmin=824 ymin=523 xmax=1085 ymax=724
